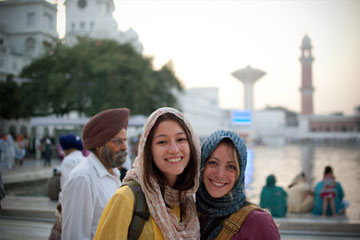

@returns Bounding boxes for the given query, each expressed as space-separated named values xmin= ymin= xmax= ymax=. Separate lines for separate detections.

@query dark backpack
xmin=122 ymin=180 xmax=150 ymax=240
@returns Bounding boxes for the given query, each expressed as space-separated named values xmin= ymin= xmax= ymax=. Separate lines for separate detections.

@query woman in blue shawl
xmin=196 ymin=130 xmax=280 ymax=240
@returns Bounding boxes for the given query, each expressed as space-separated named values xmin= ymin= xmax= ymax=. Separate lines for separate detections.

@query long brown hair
xmin=143 ymin=113 xmax=198 ymax=193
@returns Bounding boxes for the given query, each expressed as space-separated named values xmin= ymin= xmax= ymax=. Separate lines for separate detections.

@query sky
xmin=57 ymin=0 xmax=360 ymax=115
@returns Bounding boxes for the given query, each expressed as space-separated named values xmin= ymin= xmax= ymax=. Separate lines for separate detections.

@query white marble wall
xmin=0 ymin=0 xmax=58 ymax=76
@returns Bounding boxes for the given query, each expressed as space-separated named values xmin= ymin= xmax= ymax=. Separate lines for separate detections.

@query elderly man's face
xmin=100 ymin=128 xmax=128 ymax=168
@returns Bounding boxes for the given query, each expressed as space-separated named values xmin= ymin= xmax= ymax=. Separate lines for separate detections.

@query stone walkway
xmin=0 ymin=218 xmax=53 ymax=240
xmin=1 ymin=158 xmax=60 ymax=185
xmin=0 ymin=158 xmax=59 ymax=239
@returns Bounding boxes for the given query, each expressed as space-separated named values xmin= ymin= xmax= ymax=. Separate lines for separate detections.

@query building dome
xmin=302 ymin=35 xmax=312 ymax=49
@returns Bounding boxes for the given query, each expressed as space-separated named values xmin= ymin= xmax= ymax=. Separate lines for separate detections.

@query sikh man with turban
xmin=61 ymin=108 xmax=130 ymax=240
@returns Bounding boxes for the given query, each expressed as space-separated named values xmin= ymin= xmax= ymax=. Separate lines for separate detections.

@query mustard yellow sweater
xmin=94 ymin=185 xmax=180 ymax=240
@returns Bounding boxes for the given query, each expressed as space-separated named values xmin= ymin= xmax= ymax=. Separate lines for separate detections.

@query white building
xmin=177 ymin=87 xmax=291 ymax=144
xmin=252 ymin=110 xmax=287 ymax=146
xmin=178 ymin=87 xmax=230 ymax=139
xmin=64 ymin=0 xmax=143 ymax=53
xmin=0 ymin=0 xmax=58 ymax=81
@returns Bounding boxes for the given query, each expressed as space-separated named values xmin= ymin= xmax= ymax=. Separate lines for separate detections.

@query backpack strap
xmin=122 ymin=180 xmax=150 ymax=240
xmin=215 ymin=203 xmax=261 ymax=240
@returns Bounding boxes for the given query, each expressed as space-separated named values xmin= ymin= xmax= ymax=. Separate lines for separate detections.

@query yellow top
xmin=94 ymin=185 xmax=181 ymax=240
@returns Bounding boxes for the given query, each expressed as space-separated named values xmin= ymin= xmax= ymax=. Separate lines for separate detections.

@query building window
xmin=106 ymin=2 xmax=111 ymax=13
xmin=71 ymin=23 xmax=75 ymax=32
xmin=27 ymin=12 xmax=36 ymax=27
xmin=9 ymin=125 xmax=16 ymax=136
xmin=304 ymin=49 xmax=310 ymax=58
xmin=342 ymin=126 xmax=347 ymax=132
xmin=326 ymin=127 xmax=330 ymax=132
xmin=311 ymin=128 xmax=316 ymax=132
xmin=12 ymin=59 xmax=17 ymax=71
xmin=25 ymin=37 xmax=35 ymax=56
xmin=44 ymin=12 xmax=53 ymax=30
xmin=43 ymin=41 xmax=51 ymax=51
xmin=90 ymin=22 xmax=94 ymax=31
xmin=80 ymin=22 xmax=85 ymax=31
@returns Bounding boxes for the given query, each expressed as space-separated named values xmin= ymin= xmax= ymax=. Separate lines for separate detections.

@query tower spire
xmin=299 ymin=35 xmax=315 ymax=115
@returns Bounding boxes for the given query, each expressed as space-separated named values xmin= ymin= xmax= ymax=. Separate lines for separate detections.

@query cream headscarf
xmin=124 ymin=107 xmax=201 ymax=239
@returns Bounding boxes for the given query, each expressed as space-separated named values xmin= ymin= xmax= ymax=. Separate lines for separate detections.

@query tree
xmin=0 ymin=75 xmax=21 ymax=119
xmin=18 ymin=37 xmax=183 ymax=117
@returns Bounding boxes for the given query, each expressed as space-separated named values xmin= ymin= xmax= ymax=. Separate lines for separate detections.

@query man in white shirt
xmin=59 ymin=134 xmax=86 ymax=190
xmin=48 ymin=134 xmax=86 ymax=239
xmin=61 ymin=108 xmax=130 ymax=240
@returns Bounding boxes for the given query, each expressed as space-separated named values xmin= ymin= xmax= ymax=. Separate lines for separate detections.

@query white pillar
xmin=244 ymin=82 xmax=254 ymax=111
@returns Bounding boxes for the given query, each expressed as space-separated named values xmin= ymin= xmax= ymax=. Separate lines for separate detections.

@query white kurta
xmin=60 ymin=150 xmax=86 ymax=189
xmin=61 ymin=152 xmax=121 ymax=240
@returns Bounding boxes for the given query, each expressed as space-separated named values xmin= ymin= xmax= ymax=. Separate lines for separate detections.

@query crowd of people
xmin=0 ymin=132 xmax=58 ymax=169
xmin=1 ymin=106 xmax=350 ymax=240
xmin=259 ymin=166 xmax=348 ymax=218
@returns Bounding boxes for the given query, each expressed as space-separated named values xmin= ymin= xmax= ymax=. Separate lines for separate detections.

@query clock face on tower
xmin=78 ymin=0 xmax=87 ymax=8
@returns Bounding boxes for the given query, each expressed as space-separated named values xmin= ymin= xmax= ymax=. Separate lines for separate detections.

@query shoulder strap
xmin=215 ymin=203 xmax=261 ymax=240
xmin=122 ymin=180 xmax=150 ymax=240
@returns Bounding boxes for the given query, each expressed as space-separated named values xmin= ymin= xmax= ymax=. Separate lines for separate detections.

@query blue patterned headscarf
xmin=196 ymin=130 xmax=248 ymax=238
xmin=196 ymin=130 xmax=248 ymax=216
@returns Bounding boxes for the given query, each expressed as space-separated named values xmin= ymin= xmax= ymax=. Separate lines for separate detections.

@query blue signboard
xmin=232 ymin=110 xmax=252 ymax=125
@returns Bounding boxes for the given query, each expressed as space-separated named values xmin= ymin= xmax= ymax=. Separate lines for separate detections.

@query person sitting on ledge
xmin=260 ymin=174 xmax=288 ymax=217
xmin=287 ymin=172 xmax=314 ymax=214
xmin=312 ymin=165 xmax=349 ymax=216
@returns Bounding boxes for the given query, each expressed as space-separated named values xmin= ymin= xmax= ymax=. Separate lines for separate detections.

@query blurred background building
xmin=0 ymin=0 xmax=359 ymax=145
xmin=64 ymin=0 xmax=143 ymax=53
xmin=0 ymin=0 xmax=58 ymax=83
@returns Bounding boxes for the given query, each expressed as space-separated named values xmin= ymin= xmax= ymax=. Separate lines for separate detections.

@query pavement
xmin=1 ymin=158 xmax=57 ymax=185
xmin=1 ymin=158 xmax=60 ymax=240
xmin=1 ymin=158 xmax=360 ymax=239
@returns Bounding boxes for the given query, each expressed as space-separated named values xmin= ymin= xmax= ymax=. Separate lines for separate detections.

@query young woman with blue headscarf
xmin=196 ymin=130 xmax=280 ymax=239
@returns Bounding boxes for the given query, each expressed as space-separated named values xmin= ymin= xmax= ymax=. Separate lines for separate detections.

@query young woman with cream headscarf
xmin=95 ymin=107 xmax=201 ymax=239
